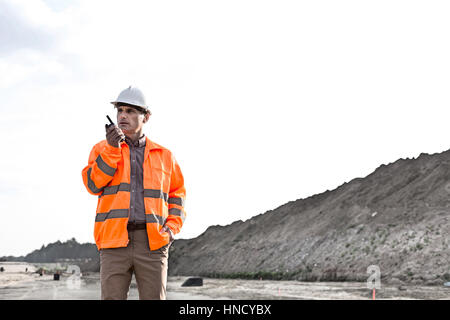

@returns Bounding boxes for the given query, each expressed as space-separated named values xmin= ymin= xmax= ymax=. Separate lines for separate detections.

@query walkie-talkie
xmin=106 ymin=115 xmax=125 ymax=143
xmin=106 ymin=115 xmax=115 ymax=127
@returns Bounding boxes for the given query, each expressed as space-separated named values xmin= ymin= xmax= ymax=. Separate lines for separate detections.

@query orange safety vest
xmin=81 ymin=137 xmax=186 ymax=251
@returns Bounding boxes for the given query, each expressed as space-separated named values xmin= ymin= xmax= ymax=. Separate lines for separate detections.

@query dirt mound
xmin=169 ymin=150 xmax=450 ymax=285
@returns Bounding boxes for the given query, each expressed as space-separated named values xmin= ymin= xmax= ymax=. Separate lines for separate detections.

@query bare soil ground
xmin=0 ymin=271 xmax=448 ymax=300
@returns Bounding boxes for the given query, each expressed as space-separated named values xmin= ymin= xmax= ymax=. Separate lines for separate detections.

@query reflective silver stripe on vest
xmin=98 ymin=185 xmax=167 ymax=201
xmin=87 ymin=168 xmax=104 ymax=194
xmin=96 ymin=155 xmax=116 ymax=177
xmin=144 ymin=189 xmax=168 ymax=202
xmin=102 ymin=183 xmax=131 ymax=196
xmin=145 ymin=214 xmax=166 ymax=225
xmin=169 ymin=208 xmax=185 ymax=223
xmin=95 ymin=209 xmax=129 ymax=222
xmin=168 ymin=197 xmax=184 ymax=207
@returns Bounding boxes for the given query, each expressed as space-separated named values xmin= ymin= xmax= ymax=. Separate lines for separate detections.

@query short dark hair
xmin=115 ymin=102 xmax=151 ymax=115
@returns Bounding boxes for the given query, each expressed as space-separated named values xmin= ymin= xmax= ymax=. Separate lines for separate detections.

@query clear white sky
xmin=1 ymin=0 xmax=449 ymax=256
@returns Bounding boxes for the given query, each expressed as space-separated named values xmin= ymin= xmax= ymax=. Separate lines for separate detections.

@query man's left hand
xmin=161 ymin=226 xmax=174 ymax=242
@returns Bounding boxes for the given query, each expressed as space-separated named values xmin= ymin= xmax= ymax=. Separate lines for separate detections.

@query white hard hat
xmin=111 ymin=86 xmax=149 ymax=112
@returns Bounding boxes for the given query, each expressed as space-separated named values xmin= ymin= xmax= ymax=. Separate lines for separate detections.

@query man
xmin=81 ymin=86 xmax=186 ymax=300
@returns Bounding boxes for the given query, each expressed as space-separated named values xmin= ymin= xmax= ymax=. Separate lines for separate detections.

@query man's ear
xmin=143 ymin=112 xmax=150 ymax=123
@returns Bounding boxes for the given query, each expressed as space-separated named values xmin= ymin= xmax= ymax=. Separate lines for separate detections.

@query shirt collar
xmin=125 ymin=134 xmax=146 ymax=148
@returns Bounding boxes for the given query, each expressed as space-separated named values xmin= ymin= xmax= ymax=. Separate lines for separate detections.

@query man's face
xmin=116 ymin=105 xmax=149 ymax=134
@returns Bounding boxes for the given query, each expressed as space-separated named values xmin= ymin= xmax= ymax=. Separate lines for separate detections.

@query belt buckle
xmin=127 ymin=222 xmax=137 ymax=231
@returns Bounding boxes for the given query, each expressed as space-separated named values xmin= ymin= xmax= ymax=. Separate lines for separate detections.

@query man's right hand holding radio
xmin=105 ymin=124 xmax=126 ymax=148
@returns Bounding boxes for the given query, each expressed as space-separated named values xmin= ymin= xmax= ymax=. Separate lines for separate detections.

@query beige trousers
xmin=99 ymin=229 xmax=169 ymax=300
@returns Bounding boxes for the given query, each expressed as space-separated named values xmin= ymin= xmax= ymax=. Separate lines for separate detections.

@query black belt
xmin=127 ymin=222 xmax=147 ymax=231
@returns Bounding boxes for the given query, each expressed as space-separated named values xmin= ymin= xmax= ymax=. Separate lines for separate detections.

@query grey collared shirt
xmin=125 ymin=134 xmax=146 ymax=223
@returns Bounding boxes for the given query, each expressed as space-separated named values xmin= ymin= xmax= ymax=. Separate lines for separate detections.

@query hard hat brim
xmin=111 ymin=101 xmax=150 ymax=114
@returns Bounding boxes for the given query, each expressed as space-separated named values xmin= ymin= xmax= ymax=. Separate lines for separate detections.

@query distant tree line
xmin=0 ymin=238 xmax=98 ymax=263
